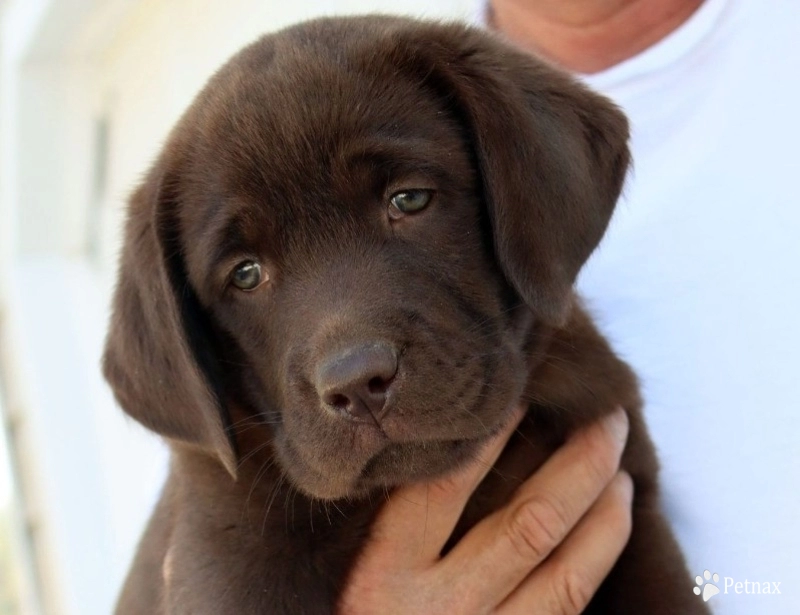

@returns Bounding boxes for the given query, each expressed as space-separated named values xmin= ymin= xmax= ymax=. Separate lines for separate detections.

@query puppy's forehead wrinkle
xmin=341 ymin=137 xmax=467 ymax=186
xmin=205 ymin=206 xmax=262 ymax=264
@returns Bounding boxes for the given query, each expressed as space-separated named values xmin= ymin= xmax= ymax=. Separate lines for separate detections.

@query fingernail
xmin=604 ymin=407 xmax=629 ymax=445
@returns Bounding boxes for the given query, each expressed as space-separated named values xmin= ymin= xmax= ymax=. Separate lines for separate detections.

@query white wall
xmin=0 ymin=1 xmax=477 ymax=614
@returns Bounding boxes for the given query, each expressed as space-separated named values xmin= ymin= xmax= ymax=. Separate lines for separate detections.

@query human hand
xmin=338 ymin=407 xmax=632 ymax=614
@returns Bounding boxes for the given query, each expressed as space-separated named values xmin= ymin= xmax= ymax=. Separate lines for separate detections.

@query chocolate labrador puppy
xmin=104 ymin=16 xmax=706 ymax=615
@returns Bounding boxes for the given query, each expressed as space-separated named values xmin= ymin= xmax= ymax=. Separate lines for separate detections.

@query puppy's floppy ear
xmin=103 ymin=163 xmax=237 ymax=478
xmin=402 ymin=25 xmax=630 ymax=323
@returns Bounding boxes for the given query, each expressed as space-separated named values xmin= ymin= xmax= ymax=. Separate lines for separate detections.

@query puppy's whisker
xmin=260 ymin=473 xmax=287 ymax=538
xmin=329 ymin=499 xmax=346 ymax=519
xmin=284 ymin=486 xmax=299 ymax=533
xmin=244 ymin=457 xmax=278 ymax=519
xmin=229 ymin=421 xmax=281 ymax=437
xmin=236 ymin=441 xmax=273 ymax=470
xmin=454 ymin=398 xmax=491 ymax=437
xmin=512 ymin=426 xmax=538 ymax=451
xmin=225 ymin=414 xmax=271 ymax=430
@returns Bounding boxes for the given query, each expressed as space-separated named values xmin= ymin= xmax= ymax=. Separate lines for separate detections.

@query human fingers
xmin=437 ymin=408 xmax=629 ymax=612
xmin=497 ymin=471 xmax=634 ymax=614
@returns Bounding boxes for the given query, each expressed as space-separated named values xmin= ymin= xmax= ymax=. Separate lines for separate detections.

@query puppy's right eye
xmin=231 ymin=261 xmax=265 ymax=291
xmin=388 ymin=189 xmax=434 ymax=219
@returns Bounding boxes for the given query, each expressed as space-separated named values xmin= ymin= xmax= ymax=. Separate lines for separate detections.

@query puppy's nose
xmin=316 ymin=342 xmax=398 ymax=420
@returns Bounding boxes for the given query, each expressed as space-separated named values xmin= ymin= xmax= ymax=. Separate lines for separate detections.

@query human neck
xmin=488 ymin=0 xmax=705 ymax=73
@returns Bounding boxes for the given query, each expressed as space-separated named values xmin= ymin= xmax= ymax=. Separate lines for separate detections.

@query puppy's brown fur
xmin=104 ymin=16 xmax=707 ymax=614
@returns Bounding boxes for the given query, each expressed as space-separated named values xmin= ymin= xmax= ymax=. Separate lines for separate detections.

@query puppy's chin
xmin=280 ymin=436 xmax=490 ymax=501
xmin=355 ymin=438 xmax=486 ymax=492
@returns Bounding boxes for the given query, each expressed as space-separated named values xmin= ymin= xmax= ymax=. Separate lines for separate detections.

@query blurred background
xmin=0 ymin=1 xmax=478 ymax=613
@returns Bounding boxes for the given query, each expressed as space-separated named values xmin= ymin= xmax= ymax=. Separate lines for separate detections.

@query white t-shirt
xmin=477 ymin=0 xmax=800 ymax=612
xmin=578 ymin=1 xmax=800 ymax=613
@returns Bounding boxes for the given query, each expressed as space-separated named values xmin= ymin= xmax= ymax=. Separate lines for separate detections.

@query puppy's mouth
xmin=276 ymin=405 xmax=514 ymax=501
xmin=285 ymin=435 xmax=487 ymax=501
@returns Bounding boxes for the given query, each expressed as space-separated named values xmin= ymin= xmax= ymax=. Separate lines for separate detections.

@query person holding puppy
xmin=342 ymin=0 xmax=800 ymax=613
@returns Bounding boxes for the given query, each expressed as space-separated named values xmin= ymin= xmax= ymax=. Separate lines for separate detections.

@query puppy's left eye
xmin=389 ymin=189 xmax=434 ymax=218
xmin=231 ymin=260 xmax=265 ymax=291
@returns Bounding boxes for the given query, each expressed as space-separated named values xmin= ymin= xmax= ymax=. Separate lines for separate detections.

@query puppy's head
xmin=103 ymin=17 xmax=629 ymax=498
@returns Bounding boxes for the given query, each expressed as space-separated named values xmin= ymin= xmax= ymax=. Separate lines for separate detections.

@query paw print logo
xmin=694 ymin=570 xmax=720 ymax=602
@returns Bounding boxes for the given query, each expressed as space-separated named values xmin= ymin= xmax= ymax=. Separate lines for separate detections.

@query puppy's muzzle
xmin=315 ymin=342 xmax=398 ymax=421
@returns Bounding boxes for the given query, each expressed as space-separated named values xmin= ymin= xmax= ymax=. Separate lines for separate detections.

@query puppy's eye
xmin=231 ymin=261 xmax=264 ymax=291
xmin=389 ymin=189 xmax=434 ymax=218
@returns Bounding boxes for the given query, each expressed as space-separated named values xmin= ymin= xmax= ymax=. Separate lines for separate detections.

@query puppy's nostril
xmin=316 ymin=342 xmax=398 ymax=420
xmin=368 ymin=376 xmax=389 ymax=395
xmin=328 ymin=393 xmax=351 ymax=410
